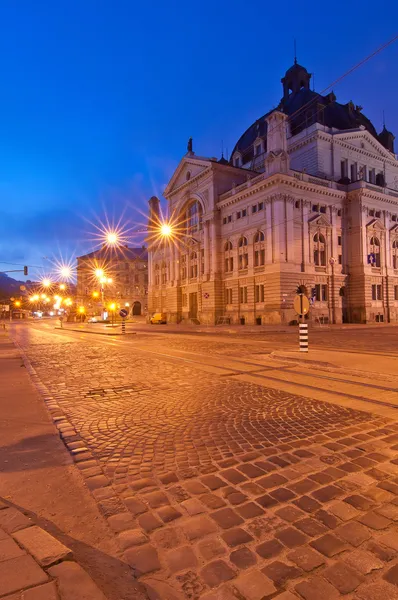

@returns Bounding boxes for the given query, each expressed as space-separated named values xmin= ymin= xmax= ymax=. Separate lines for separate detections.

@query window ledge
xmin=254 ymin=265 xmax=265 ymax=271
xmin=238 ymin=269 xmax=249 ymax=275
xmin=371 ymin=267 xmax=381 ymax=273
xmin=315 ymin=266 xmax=327 ymax=272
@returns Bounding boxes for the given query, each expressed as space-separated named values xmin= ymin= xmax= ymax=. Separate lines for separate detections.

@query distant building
xmin=76 ymin=246 xmax=148 ymax=317
xmin=148 ymin=60 xmax=398 ymax=324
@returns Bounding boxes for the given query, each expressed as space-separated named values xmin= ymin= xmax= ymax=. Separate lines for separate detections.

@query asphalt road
xmin=8 ymin=321 xmax=398 ymax=600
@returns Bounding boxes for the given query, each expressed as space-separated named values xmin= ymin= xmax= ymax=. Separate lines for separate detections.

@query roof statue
xmin=187 ymin=137 xmax=193 ymax=154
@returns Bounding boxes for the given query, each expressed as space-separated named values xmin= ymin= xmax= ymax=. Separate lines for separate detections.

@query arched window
xmin=369 ymin=236 xmax=381 ymax=267
xmin=190 ymin=252 xmax=198 ymax=278
xmin=185 ymin=200 xmax=203 ymax=235
xmin=254 ymin=231 xmax=265 ymax=266
xmin=154 ymin=264 xmax=160 ymax=286
xmin=313 ymin=233 xmax=326 ymax=266
xmin=238 ymin=236 xmax=249 ymax=269
xmin=180 ymin=255 xmax=187 ymax=280
xmin=392 ymin=239 xmax=398 ymax=269
xmin=224 ymin=241 xmax=233 ymax=273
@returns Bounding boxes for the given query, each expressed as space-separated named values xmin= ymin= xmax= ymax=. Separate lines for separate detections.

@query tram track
xmin=14 ymin=323 xmax=398 ymax=413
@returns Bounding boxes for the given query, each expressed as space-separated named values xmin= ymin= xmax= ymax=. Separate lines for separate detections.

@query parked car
xmin=150 ymin=313 xmax=167 ymax=324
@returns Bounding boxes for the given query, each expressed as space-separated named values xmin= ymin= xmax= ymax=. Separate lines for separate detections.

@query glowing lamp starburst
xmin=106 ymin=231 xmax=119 ymax=245
xmin=160 ymin=223 xmax=172 ymax=237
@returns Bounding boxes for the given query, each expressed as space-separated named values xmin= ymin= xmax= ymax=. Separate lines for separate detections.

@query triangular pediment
xmin=366 ymin=218 xmax=384 ymax=230
xmin=390 ymin=223 xmax=398 ymax=233
xmin=308 ymin=213 xmax=331 ymax=228
xmin=334 ymin=129 xmax=395 ymax=161
xmin=164 ymin=156 xmax=213 ymax=197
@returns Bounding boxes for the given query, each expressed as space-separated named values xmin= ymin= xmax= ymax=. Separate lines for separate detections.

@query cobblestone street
xmin=10 ymin=323 xmax=398 ymax=600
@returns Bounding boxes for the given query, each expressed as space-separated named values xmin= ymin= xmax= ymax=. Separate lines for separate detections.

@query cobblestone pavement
xmin=10 ymin=324 xmax=398 ymax=600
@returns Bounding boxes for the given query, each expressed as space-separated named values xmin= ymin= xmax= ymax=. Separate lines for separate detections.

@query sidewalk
xmin=0 ymin=498 xmax=107 ymax=599
xmin=0 ymin=331 xmax=146 ymax=600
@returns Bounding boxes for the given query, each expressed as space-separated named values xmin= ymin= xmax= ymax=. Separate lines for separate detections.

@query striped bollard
xmin=122 ymin=320 xmax=126 ymax=335
xmin=299 ymin=323 xmax=308 ymax=352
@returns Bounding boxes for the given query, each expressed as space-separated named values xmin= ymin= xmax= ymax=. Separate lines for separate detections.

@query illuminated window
xmin=369 ymin=237 xmax=381 ymax=267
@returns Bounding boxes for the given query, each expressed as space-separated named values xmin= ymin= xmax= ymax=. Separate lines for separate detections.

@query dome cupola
xmin=379 ymin=125 xmax=395 ymax=154
xmin=281 ymin=60 xmax=312 ymax=103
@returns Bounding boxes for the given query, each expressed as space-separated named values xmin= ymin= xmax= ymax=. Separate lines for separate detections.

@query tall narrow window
xmin=350 ymin=163 xmax=358 ymax=181
xmin=255 ymin=284 xmax=265 ymax=303
xmin=224 ymin=241 xmax=234 ymax=273
xmin=392 ymin=240 xmax=398 ymax=269
xmin=340 ymin=159 xmax=348 ymax=179
xmin=239 ymin=287 xmax=248 ymax=303
xmin=369 ymin=237 xmax=381 ymax=268
xmin=189 ymin=252 xmax=198 ymax=278
xmin=254 ymin=231 xmax=265 ymax=267
xmin=238 ymin=236 xmax=249 ymax=270
xmin=313 ymin=233 xmax=326 ymax=266
xmin=185 ymin=201 xmax=203 ymax=235
xmin=180 ymin=255 xmax=187 ymax=280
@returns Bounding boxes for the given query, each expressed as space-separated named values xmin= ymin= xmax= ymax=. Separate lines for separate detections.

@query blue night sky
xmin=0 ymin=0 xmax=397 ymax=281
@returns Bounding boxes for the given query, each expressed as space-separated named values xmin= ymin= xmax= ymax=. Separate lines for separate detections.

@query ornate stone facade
xmin=148 ymin=62 xmax=398 ymax=324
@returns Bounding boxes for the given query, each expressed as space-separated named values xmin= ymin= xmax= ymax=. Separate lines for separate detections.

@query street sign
xmin=294 ymin=294 xmax=310 ymax=316
xmin=119 ymin=308 xmax=128 ymax=318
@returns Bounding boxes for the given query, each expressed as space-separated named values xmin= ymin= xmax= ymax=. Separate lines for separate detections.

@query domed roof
xmin=284 ymin=60 xmax=309 ymax=76
xmin=230 ymin=61 xmax=390 ymax=165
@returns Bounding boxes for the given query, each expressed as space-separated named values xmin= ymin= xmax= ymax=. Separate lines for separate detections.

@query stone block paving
xmin=16 ymin=334 xmax=398 ymax=600
xmin=0 ymin=500 xmax=107 ymax=599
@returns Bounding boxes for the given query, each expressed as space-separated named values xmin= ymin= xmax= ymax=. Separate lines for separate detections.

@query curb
xmin=11 ymin=338 xmax=149 ymax=598
xmin=0 ymin=499 xmax=107 ymax=599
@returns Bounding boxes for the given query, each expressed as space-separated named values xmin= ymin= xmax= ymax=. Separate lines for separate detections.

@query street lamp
xmin=42 ymin=279 xmax=51 ymax=288
xmin=160 ymin=223 xmax=172 ymax=237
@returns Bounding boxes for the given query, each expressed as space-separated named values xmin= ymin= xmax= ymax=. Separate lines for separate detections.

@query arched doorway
xmin=133 ymin=301 xmax=141 ymax=316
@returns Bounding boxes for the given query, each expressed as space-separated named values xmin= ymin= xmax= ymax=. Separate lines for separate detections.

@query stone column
xmin=211 ymin=219 xmax=218 ymax=276
xmin=170 ymin=244 xmax=175 ymax=283
xmin=285 ymin=197 xmax=294 ymax=263
xmin=204 ymin=220 xmax=210 ymax=277
xmin=265 ymin=201 xmax=272 ymax=263
xmin=303 ymin=201 xmax=311 ymax=267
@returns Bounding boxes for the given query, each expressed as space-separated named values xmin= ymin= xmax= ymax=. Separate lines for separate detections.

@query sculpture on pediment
xmin=187 ymin=137 xmax=193 ymax=154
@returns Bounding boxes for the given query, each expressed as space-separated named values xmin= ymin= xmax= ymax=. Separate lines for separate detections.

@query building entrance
xmin=132 ymin=301 xmax=142 ymax=316
xmin=189 ymin=293 xmax=198 ymax=319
